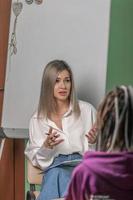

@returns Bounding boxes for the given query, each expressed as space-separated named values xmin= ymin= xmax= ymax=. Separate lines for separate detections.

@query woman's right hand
xmin=43 ymin=127 xmax=64 ymax=149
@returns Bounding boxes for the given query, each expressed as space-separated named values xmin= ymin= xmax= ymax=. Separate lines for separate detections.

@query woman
xmin=25 ymin=60 xmax=96 ymax=200
xmin=65 ymin=85 xmax=133 ymax=200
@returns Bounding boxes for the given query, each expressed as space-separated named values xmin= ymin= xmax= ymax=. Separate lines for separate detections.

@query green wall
xmin=106 ymin=0 xmax=133 ymax=91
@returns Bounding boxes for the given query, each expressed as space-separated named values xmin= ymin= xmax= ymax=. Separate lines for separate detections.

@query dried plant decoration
xmin=9 ymin=0 xmax=43 ymax=56
xmin=9 ymin=1 xmax=23 ymax=56
xmin=13 ymin=1 xmax=23 ymax=16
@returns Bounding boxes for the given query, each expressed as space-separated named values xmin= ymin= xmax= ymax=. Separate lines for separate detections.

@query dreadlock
xmin=96 ymin=85 xmax=133 ymax=152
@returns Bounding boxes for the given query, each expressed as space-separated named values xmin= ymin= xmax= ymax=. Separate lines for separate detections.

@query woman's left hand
xmin=44 ymin=127 xmax=64 ymax=149
xmin=85 ymin=126 xmax=97 ymax=144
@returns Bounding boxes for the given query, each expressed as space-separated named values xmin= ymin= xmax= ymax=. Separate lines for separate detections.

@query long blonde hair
xmin=37 ymin=60 xmax=80 ymax=118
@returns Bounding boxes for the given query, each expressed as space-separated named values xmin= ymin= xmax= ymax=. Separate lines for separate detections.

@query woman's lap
xmin=37 ymin=153 xmax=82 ymax=200
xmin=37 ymin=166 xmax=73 ymax=200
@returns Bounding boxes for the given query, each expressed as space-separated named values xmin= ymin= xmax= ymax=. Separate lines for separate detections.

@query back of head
xmin=96 ymin=85 xmax=133 ymax=152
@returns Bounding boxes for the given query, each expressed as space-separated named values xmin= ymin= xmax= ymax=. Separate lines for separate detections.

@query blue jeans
xmin=37 ymin=153 xmax=82 ymax=200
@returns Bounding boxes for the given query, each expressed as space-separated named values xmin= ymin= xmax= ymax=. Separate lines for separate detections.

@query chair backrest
xmin=27 ymin=160 xmax=65 ymax=200
xmin=27 ymin=159 xmax=43 ymax=185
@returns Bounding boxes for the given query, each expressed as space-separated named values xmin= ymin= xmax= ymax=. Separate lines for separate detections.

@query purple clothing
xmin=65 ymin=151 xmax=133 ymax=200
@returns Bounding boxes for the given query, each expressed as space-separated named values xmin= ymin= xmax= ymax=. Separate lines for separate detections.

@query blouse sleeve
xmin=83 ymin=102 xmax=97 ymax=151
xmin=25 ymin=117 xmax=55 ymax=170
xmin=89 ymin=103 xmax=97 ymax=126
xmin=88 ymin=105 xmax=97 ymax=151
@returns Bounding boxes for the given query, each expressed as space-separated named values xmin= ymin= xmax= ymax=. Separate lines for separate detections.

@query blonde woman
xmin=25 ymin=60 xmax=96 ymax=200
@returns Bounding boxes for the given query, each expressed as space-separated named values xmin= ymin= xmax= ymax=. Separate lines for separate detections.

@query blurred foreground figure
xmin=65 ymin=85 xmax=133 ymax=200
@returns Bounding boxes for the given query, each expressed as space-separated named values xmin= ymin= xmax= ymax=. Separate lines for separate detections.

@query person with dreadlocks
xmin=65 ymin=85 xmax=133 ymax=200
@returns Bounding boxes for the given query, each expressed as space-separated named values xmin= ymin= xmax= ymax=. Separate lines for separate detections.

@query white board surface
xmin=2 ymin=0 xmax=111 ymax=131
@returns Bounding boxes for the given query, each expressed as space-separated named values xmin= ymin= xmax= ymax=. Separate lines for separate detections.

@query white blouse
xmin=25 ymin=100 xmax=96 ymax=170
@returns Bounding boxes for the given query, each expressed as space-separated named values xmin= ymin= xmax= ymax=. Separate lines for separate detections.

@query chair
xmin=26 ymin=159 xmax=43 ymax=200
xmin=26 ymin=159 xmax=65 ymax=200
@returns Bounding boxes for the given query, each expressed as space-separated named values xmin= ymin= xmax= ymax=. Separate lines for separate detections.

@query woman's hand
xmin=44 ymin=127 xmax=64 ymax=149
xmin=85 ymin=126 xmax=97 ymax=144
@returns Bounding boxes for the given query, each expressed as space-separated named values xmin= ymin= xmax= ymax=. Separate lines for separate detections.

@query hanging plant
xmin=9 ymin=1 xmax=23 ymax=56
